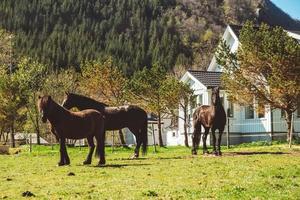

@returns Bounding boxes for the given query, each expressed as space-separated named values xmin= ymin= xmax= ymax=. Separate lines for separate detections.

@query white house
xmin=173 ymin=25 xmax=300 ymax=146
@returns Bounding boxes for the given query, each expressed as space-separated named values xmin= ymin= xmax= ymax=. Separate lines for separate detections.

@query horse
xmin=61 ymin=92 xmax=148 ymax=158
xmin=191 ymin=87 xmax=226 ymax=156
xmin=38 ymin=95 xmax=106 ymax=166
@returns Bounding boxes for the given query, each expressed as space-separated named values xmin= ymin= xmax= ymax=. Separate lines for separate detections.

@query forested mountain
xmin=0 ymin=0 xmax=299 ymax=74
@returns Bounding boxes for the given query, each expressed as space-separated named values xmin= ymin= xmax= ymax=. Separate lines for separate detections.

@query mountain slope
xmin=0 ymin=0 xmax=299 ymax=74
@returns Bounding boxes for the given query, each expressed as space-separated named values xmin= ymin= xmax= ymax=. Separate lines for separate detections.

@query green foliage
xmin=80 ymin=58 xmax=129 ymax=106
xmin=216 ymin=21 xmax=300 ymax=142
xmin=0 ymin=0 xmax=188 ymax=74
xmin=0 ymin=29 xmax=13 ymax=67
xmin=216 ymin=21 xmax=300 ymax=111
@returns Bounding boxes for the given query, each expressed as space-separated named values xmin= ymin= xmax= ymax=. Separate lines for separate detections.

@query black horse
xmin=38 ymin=95 xmax=106 ymax=166
xmin=62 ymin=93 xmax=148 ymax=158
xmin=191 ymin=87 xmax=226 ymax=156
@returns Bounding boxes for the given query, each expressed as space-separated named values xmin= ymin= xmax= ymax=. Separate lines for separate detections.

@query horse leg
xmin=58 ymin=137 xmax=70 ymax=166
xmin=211 ymin=128 xmax=218 ymax=156
xmin=130 ymin=128 xmax=140 ymax=159
xmin=96 ymin=129 xmax=106 ymax=166
xmin=217 ymin=129 xmax=224 ymax=156
xmin=83 ymin=136 xmax=95 ymax=165
xmin=192 ymin=125 xmax=201 ymax=155
xmin=202 ymin=128 xmax=210 ymax=155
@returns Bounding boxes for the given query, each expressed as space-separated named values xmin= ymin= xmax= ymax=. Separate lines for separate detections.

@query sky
xmin=271 ymin=0 xmax=300 ymax=20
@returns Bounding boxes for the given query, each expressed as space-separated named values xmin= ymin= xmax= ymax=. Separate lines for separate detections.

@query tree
xmin=130 ymin=64 xmax=190 ymax=147
xmin=0 ymin=29 xmax=13 ymax=67
xmin=80 ymin=58 xmax=129 ymax=146
xmin=17 ymin=58 xmax=46 ymax=145
xmin=160 ymin=77 xmax=194 ymax=147
xmin=216 ymin=22 xmax=300 ymax=146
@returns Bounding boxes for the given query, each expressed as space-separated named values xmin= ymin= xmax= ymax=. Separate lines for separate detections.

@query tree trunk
xmin=183 ymin=107 xmax=189 ymax=147
xmin=0 ymin=128 xmax=3 ymax=143
xmin=10 ymin=122 xmax=15 ymax=148
xmin=158 ymin=112 xmax=164 ymax=147
xmin=285 ymin=110 xmax=293 ymax=147
xmin=35 ymin=113 xmax=41 ymax=145
xmin=118 ymin=129 xmax=128 ymax=148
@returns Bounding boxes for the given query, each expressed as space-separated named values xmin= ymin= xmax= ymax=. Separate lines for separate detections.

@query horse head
xmin=211 ymin=87 xmax=221 ymax=105
xmin=38 ymin=95 xmax=53 ymax=123
xmin=61 ymin=92 xmax=74 ymax=109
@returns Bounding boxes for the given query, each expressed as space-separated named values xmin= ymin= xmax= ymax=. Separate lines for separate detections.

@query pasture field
xmin=0 ymin=143 xmax=300 ymax=199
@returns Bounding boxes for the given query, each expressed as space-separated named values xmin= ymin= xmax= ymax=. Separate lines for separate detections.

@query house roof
xmin=188 ymin=70 xmax=222 ymax=88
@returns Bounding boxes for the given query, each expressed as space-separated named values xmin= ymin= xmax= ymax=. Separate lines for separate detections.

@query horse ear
xmin=48 ymin=96 xmax=52 ymax=100
xmin=65 ymin=91 xmax=69 ymax=96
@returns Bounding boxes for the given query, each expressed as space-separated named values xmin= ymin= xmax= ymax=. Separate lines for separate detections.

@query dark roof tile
xmin=188 ymin=70 xmax=222 ymax=88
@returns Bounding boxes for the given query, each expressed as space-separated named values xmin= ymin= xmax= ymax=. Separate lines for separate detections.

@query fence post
xmin=152 ymin=123 xmax=157 ymax=153
xmin=29 ymin=134 xmax=32 ymax=153
xmin=270 ymin=108 xmax=274 ymax=142
xmin=226 ymin=108 xmax=230 ymax=148
xmin=112 ymin=131 xmax=115 ymax=153
xmin=289 ymin=113 xmax=294 ymax=148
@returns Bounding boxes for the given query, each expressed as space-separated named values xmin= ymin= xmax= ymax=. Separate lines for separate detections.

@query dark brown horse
xmin=61 ymin=93 xmax=148 ymax=158
xmin=191 ymin=87 xmax=226 ymax=156
xmin=38 ymin=95 xmax=106 ymax=166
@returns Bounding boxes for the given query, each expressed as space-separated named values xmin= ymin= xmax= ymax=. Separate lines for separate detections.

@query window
xmin=172 ymin=132 xmax=176 ymax=137
xmin=245 ymin=106 xmax=254 ymax=119
xmin=198 ymin=94 xmax=203 ymax=105
xmin=189 ymin=95 xmax=197 ymax=116
xmin=257 ymin=103 xmax=265 ymax=118
xmin=228 ymin=102 xmax=234 ymax=117
xmin=281 ymin=109 xmax=286 ymax=118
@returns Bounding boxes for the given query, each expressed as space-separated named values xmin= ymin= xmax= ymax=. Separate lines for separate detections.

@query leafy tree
xmin=130 ymin=64 xmax=190 ymax=146
xmin=17 ymin=58 xmax=46 ymax=145
xmin=80 ymin=58 xmax=129 ymax=146
xmin=216 ymin=22 xmax=300 ymax=146
xmin=80 ymin=58 xmax=128 ymax=105
xmin=160 ymin=77 xmax=193 ymax=147
xmin=0 ymin=29 xmax=13 ymax=67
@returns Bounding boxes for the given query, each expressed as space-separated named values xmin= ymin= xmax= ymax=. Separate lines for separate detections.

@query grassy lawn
xmin=0 ymin=143 xmax=300 ymax=199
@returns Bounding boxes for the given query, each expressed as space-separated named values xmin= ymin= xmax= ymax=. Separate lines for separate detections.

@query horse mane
xmin=69 ymin=93 xmax=109 ymax=109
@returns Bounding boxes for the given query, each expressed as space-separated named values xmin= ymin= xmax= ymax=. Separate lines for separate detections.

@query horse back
xmin=61 ymin=109 xmax=104 ymax=139
xmin=103 ymin=105 xmax=147 ymax=130
xmin=193 ymin=105 xmax=215 ymax=128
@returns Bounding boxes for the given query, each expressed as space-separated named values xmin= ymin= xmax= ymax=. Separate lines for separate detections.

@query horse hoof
xmin=130 ymin=154 xmax=138 ymax=159
xmin=203 ymin=151 xmax=209 ymax=155
xmin=191 ymin=150 xmax=197 ymax=155
xmin=83 ymin=160 xmax=91 ymax=165
xmin=57 ymin=162 xmax=66 ymax=166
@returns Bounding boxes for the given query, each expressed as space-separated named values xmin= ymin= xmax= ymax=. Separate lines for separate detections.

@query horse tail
xmin=141 ymin=116 xmax=148 ymax=155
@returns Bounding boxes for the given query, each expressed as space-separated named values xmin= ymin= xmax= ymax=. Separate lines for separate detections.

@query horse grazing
xmin=62 ymin=93 xmax=148 ymax=158
xmin=191 ymin=87 xmax=226 ymax=156
xmin=38 ymin=95 xmax=106 ymax=166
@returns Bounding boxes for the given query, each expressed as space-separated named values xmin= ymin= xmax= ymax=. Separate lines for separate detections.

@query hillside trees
xmin=216 ymin=22 xmax=300 ymax=146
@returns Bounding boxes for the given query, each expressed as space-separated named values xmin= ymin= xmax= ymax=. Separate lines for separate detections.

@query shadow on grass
xmin=155 ymin=156 xmax=192 ymax=160
xmin=110 ymin=157 xmax=148 ymax=161
xmin=225 ymin=151 xmax=288 ymax=156
xmin=91 ymin=163 xmax=152 ymax=168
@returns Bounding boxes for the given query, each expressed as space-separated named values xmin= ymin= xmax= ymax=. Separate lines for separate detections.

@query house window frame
xmin=228 ymin=102 xmax=234 ymax=118
xmin=245 ymin=105 xmax=254 ymax=119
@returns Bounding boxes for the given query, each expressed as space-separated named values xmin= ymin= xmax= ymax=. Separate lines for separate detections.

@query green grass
xmin=1 ymin=143 xmax=300 ymax=199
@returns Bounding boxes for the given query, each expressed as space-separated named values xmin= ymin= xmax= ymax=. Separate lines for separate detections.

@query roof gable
xmin=187 ymin=70 xmax=222 ymax=88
